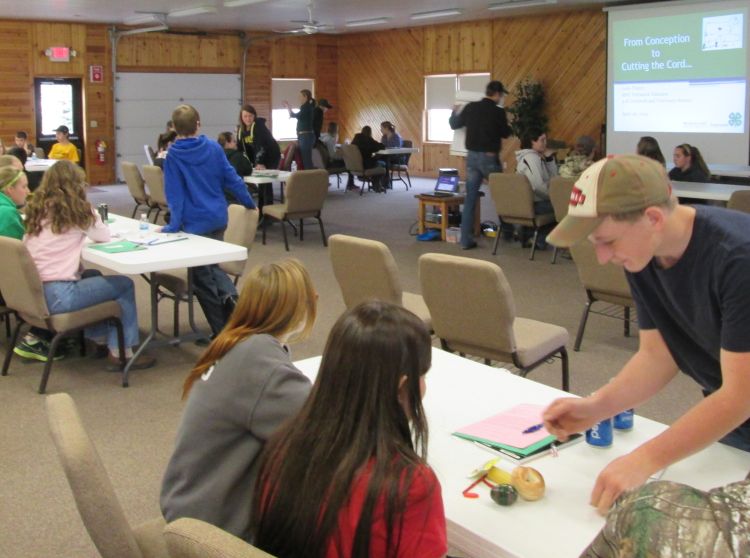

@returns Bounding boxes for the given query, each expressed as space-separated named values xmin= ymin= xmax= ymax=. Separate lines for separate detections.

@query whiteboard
xmin=449 ymin=90 xmax=484 ymax=157
xmin=114 ymin=72 xmax=241 ymax=180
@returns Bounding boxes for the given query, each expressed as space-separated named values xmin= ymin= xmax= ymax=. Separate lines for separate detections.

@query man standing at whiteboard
xmin=449 ymin=80 xmax=512 ymax=250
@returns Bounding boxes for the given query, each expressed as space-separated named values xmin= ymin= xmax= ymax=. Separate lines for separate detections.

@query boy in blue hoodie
xmin=162 ymin=104 xmax=257 ymax=336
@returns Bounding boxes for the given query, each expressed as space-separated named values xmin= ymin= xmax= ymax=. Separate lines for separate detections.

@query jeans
xmin=719 ymin=429 xmax=750 ymax=452
xmin=297 ymin=132 xmax=315 ymax=170
xmin=462 ymin=151 xmax=501 ymax=247
xmin=192 ymin=229 xmax=238 ymax=336
xmin=43 ymin=274 xmax=138 ymax=350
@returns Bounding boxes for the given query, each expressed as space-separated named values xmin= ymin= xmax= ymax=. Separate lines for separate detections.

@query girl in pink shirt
xmin=23 ymin=161 xmax=155 ymax=371
xmin=252 ymin=301 xmax=447 ymax=558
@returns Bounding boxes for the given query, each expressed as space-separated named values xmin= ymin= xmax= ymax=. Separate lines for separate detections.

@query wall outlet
xmin=90 ymin=120 xmax=98 ymax=128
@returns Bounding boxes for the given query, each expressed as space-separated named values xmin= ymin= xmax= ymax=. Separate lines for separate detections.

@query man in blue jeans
xmin=162 ymin=104 xmax=258 ymax=337
xmin=449 ymin=80 xmax=512 ymax=250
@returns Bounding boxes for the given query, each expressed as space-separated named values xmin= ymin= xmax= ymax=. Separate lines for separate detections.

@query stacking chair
xmin=340 ymin=144 xmax=386 ymax=195
xmin=549 ymin=178 xmax=636 ymax=351
xmin=152 ymin=205 xmax=257 ymax=336
xmin=727 ymin=190 xmax=750 ymax=213
xmin=164 ymin=518 xmax=276 ymax=558
xmin=0 ymin=296 xmax=15 ymax=337
xmin=0 ymin=237 xmax=125 ymax=393
xmin=262 ymin=169 xmax=329 ymax=251
xmin=144 ymin=144 xmax=156 ymax=166
xmin=121 ymin=161 xmax=153 ymax=218
xmin=46 ymin=393 xmax=169 ymax=558
xmin=328 ymin=234 xmax=431 ymax=331
xmin=34 ymin=146 xmax=45 ymax=159
xmin=389 ymin=139 xmax=413 ymax=190
xmin=488 ymin=173 xmax=556 ymax=261
xmin=315 ymin=141 xmax=346 ymax=188
xmin=419 ymin=253 xmax=569 ymax=391
xmin=141 ymin=165 xmax=169 ymax=223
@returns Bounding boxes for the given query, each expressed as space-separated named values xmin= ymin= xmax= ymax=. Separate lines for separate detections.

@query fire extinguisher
xmin=95 ymin=139 xmax=107 ymax=165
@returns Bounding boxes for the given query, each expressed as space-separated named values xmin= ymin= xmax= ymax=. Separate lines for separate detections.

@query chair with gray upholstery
xmin=329 ymin=234 xmax=431 ymax=331
xmin=488 ymin=173 xmax=556 ymax=261
xmin=46 ymin=393 xmax=169 ymax=558
xmin=340 ymin=144 xmax=386 ymax=195
xmin=548 ymin=176 xmax=576 ymax=264
xmin=164 ymin=518 xmax=275 ymax=558
xmin=121 ymin=161 xmax=153 ymax=218
xmin=262 ymin=169 xmax=329 ymax=251
xmin=419 ymin=253 xmax=569 ymax=391
xmin=0 ymin=237 xmax=125 ymax=393
xmin=728 ymin=190 xmax=750 ymax=214
xmin=389 ymin=139 xmax=413 ymax=190
xmin=141 ymin=165 xmax=169 ymax=223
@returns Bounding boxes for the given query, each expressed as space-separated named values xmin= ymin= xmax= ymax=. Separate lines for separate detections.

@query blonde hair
xmin=24 ymin=160 xmax=93 ymax=236
xmin=0 ymin=167 xmax=24 ymax=192
xmin=0 ymin=154 xmax=22 ymax=169
xmin=183 ymin=259 xmax=317 ymax=398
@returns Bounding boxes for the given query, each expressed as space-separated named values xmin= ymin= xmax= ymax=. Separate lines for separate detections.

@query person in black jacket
xmin=284 ymin=90 xmax=315 ymax=170
xmin=236 ymin=105 xmax=281 ymax=170
xmin=449 ymin=80 xmax=512 ymax=250
xmin=668 ymin=143 xmax=710 ymax=183
xmin=313 ymin=98 xmax=332 ymax=141
xmin=351 ymin=126 xmax=386 ymax=192
xmin=218 ymin=131 xmax=253 ymax=178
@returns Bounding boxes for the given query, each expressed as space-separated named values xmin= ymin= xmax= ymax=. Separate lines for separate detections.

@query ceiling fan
xmin=275 ymin=2 xmax=334 ymax=35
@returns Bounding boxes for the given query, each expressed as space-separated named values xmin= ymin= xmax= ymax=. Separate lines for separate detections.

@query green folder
xmin=453 ymin=431 xmax=557 ymax=457
xmin=88 ymin=240 xmax=146 ymax=253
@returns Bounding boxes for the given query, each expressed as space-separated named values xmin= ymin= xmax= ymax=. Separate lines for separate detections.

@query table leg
xmin=122 ymin=271 xmax=160 ymax=383
xmin=418 ymin=199 xmax=426 ymax=234
xmin=440 ymin=201 xmax=448 ymax=240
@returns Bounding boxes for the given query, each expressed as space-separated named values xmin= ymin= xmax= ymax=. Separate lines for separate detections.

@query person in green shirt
xmin=0 ymin=166 xmax=29 ymax=239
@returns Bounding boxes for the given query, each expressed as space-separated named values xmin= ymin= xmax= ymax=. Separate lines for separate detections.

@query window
xmin=424 ymin=73 xmax=490 ymax=142
xmin=271 ymin=78 xmax=315 ymax=140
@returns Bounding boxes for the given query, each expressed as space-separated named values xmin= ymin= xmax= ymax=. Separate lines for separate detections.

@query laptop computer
xmin=431 ymin=175 xmax=460 ymax=197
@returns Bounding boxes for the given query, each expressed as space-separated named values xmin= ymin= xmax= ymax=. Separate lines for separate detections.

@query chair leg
xmin=38 ymin=332 xmax=65 ymax=394
xmin=560 ymin=347 xmax=570 ymax=392
xmin=111 ymin=318 xmax=127 ymax=388
xmin=132 ymin=204 xmax=138 ymax=218
xmin=299 ymin=219 xmax=304 ymax=241
xmin=173 ymin=297 xmax=180 ymax=338
xmin=439 ymin=339 xmax=451 ymax=352
xmin=530 ymin=229 xmax=539 ymax=261
xmin=4 ymin=312 xmax=11 ymax=338
xmin=492 ymin=223 xmax=502 ymax=255
xmin=484 ymin=358 xmax=492 ymax=366
xmin=262 ymin=217 xmax=267 ymax=245
xmin=624 ymin=306 xmax=631 ymax=337
xmin=405 ymin=170 xmax=412 ymax=190
xmin=318 ymin=215 xmax=327 ymax=247
xmin=79 ymin=330 xmax=86 ymax=357
xmin=280 ymin=220 xmax=289 ymax=251
xmin=551 ymin=246 xmax=558 ymax=264
xmin=574 ymin=299 xmax=593 ymax=351
xmin=2 ymin=319 xmax=24 ymax=376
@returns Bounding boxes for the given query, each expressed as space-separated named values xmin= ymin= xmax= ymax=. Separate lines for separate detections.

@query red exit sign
xmin=47 ymin=46 xmax=70 ymax=62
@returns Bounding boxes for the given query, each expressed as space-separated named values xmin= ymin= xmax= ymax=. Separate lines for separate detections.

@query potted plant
xmin=507 ymin=79 xmax=548 ymax=139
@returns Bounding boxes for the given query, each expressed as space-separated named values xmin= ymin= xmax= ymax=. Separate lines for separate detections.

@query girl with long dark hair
xmin=251 ymin=300 xmax=447 ymax=558
xmin=668 ymin=143 xmax=710 ymax=182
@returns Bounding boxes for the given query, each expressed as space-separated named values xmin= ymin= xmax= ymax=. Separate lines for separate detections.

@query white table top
xmin=243 ymin=171 xmax=291 ymax=185
xmin=82 ymin=214 xmax=246 ymax=275
xmin=672 ymin=180 xmax=750 ymax=202
xmin=375 ymin=147 xmax=420 ymax=156
xmin=294 ymin=348 xmax=749 ymax=558
xmin=24 ymin=158 xmax=58 ymax=172
xmin=709 ymin=164 xmax=750 ymax=179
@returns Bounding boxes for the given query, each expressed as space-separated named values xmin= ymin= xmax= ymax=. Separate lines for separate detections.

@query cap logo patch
xmin=570 ymin=186 xmax=587 ymax=206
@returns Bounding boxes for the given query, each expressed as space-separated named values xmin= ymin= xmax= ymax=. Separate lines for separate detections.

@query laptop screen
xmin=434 ymin=175 xmax=459 ymax=193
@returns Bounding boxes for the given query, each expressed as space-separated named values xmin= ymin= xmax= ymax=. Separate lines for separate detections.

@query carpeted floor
xmin=0 ymin=176 xmax=703 ymax=557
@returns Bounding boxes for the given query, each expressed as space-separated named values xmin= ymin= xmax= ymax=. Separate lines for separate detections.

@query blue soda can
xmin=614 ymin=409 xmax=634 ymax=430
xmin=586 ymin=417 xmax=613 ymax=448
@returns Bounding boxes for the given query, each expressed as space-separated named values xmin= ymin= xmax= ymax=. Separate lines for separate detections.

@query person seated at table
xmin=380 ymin=121 xmax=403 ymax=149
xmin=320 ymin=122 xmax=342 ymax=164
xmin=14 ymin=131 xmax=35 ymax=158
xmin=161 ymin=259 xmax=317 ymax=541
xmin=7 ymin=146 xmax=27 ymax=167
xmin=558 ymin=135 xmax=596 ymax=179
xmin=513 ymin=127 xmax=558 ymax=248
xmin=251 ymin=300 xmax=447 ymax=558
xmin=153 ymin=131 xmax=176 ymax=169
xmin=48 ymin=125 xmax=79 ymax=164
xmin=23 ymin=160 xmax=155 ymax=371
xmin=580 ymin=477 xmax=750 ymax=558
xmin=351 ymin=126 xmax=386 ymax=191
xmin=162 ymin=104 xmax=258 ymax=338
xmin=236 ymin=104 xmax=281 ymax=170
xmin=636 ymin=136 xmax=666 ymax=166
xmin=0 ymin=154 xmax=24 ymax=171
xmin=668 ymin=143 xmax=710 ymax=183
xmin=217 ymin=131 xmax=253 ymax=178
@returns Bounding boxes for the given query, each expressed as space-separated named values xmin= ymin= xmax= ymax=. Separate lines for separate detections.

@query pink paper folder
xmin=454 ymin=403 xmax=552 ymax=450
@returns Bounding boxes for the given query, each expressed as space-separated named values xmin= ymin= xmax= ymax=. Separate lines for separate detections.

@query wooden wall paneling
xmin=84 ymin=25 xmax=114 ymax=184
xmin=338 ymin=29 xmax=424 ymax=173
xmin=32 ymin=22 xmax=86 ymax=75
xmin=244 ymin=41 xmax=271 ymax=119
xmin=423 ymin=21 xmax=492 ymax=74
xmin=269 ymin=36 xmax=317 ymax=78
xmin=0 ymin=23 xmax=33 ymax=146
xmin=116 ymin=32 xmax=241 ymax=72
xmin=315 ymin=40 xmax=338 ymax=127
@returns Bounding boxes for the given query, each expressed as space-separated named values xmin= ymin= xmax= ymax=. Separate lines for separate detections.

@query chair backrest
xmin=312 ymin=143 xmax=327 ymax=169
xmin=279 ymin=142 xmax=297 ymax=171
xmin=488 ymin=173 xmax=535 ymax=222
xmin=419 ymin=253 xmax=517 ymax=353
xmin=219 ymin=205 xmax=259 ymax=277
xmin=340 ymin=144 xmax=364 ymax=174
xmin=549 ymin=176 xmax=576 ymax=221
xmin=329 ymin=234 xmax=403 ymax=308
xmin=284 ymin=169 xmax=330 ymax=214
xmin=401 ymin=139 xmax=413 ymax=165
xmin=121 ymin=161 xmax=149 ymax=204
xmin=142 ymin=164 xmax=167 ymax=206
xmin=569 ymin=241 xmax=633 ymax=303
xmin=144 ymin=145 xmax=155 ymax=165
xmin=728 ymin=190 xmax=750 ymax=214
xmin=164 ymin=518 xmax=276 ymax=558
xmin=0 ymin=236 xmax=51 ymax=325
xmin=46 ymin=393 xmax=144 ymax=558
xmin=35 ymin=146 xmax=46 ymax=159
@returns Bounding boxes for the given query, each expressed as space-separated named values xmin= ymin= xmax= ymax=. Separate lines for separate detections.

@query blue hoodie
xmin=162 ymin=135 xmax=256 ymax=234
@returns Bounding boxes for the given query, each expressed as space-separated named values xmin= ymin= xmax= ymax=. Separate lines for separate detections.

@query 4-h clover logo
xmin=728 ymin=112 xmax=742 ymax=127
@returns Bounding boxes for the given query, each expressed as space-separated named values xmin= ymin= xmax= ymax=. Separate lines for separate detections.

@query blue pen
xmin=522 ymin=423 xmax=544 ymax=434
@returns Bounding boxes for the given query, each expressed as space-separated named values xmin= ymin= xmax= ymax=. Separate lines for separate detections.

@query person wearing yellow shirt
xmin=48 ymin=125 xmax=79 ymax=163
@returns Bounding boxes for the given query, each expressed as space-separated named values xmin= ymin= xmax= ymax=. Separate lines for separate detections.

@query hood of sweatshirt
xmin=515 ymin=148 xmax=538 ymax=163
xmin=168 ymin=135 xmax=214 ymax=166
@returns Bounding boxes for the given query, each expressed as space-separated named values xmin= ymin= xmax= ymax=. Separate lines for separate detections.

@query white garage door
xmin=115 ymin=72 xmax=241 ymax=181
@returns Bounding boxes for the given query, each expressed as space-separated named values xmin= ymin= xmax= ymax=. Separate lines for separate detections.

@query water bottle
xmin=139 ymin=213 xmax=149 ymax=237
xmin=291 ymin=160 xmax=297 ymax=172
xmin=31 ymin=151 xmax=38 ymax=160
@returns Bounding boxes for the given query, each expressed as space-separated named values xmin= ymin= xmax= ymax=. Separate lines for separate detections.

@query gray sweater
xmin=160 ymin=334 xmax=311 ymax=540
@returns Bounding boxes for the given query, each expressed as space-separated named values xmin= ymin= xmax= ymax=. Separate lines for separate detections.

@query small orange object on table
xmin=415 ymin=193 xmax=482 ymax=241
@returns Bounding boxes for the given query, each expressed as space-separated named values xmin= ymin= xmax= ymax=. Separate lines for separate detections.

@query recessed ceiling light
xmin=488 ymin=0 xmax=557 ymax=11
xmin=345 ymin=17 xmax=391 ymax=28
xmin=169 ymin=5 xmax=217 ymax=18
xmin=224 ymin=0 xmax=267 ymax=7
xmin=410 ymin=9 xmax=463 ymax=21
